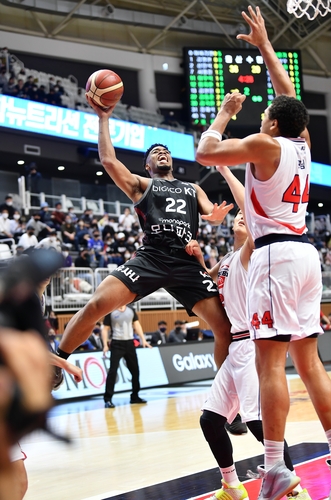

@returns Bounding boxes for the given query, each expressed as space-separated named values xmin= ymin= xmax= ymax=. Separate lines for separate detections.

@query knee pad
xmin=200 ymin=410 xmax=227 ymax=443
xmin=246 ymin=420 xmax=264 ymax=443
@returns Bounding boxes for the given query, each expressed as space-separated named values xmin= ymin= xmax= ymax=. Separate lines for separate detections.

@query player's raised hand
xmin=219 ymin=92 xmax=246 ymax=118
xmin=237 ymin=6 xmax=268 ymax=47
xmin=201 ymin=201 xmax=234 ymax=225
xmin=86 ymin=95 xmax=116 ymax=118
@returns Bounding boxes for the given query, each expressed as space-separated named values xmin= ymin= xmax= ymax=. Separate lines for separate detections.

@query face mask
xmin=2 ymin=213 xmax=8 ymax=219
xmin=159 ymin=327 xmax=167 ymax=333
xmin=28 ymin=231 xmax=34 ymax=235
xmin=63 ymin=251 xmax=69 ymax=257
xmin=49 ymin=335 xmax=56 ymax=341
xmin=175 ymin=326 xmax=182 ymax=333
xmin=128 ymin=237 xmax=135 ymax=244
xmin=6 ymin=201 xmax=12 ymax=206
xmin=124 ymin=252 xmax=131 ymax=259
xmin=14 ymin=214 xmax=20 ymax=220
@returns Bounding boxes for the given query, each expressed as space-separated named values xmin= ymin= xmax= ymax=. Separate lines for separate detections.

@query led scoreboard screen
xmin=183 ymin=48 xmax=303 ymax=128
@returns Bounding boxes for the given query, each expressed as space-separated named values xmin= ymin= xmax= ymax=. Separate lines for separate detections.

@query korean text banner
xmin=0 ymin=95 xmax=195 ymax=162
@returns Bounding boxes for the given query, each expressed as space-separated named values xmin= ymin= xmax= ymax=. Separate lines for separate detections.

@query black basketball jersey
xmin=134 ymin=178 xmax=199 ymax=249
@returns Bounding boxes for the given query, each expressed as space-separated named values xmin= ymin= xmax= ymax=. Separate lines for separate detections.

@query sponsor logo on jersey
xmin=152 ymin=184 xmax=196 ymax=197
xmin=172 ymin=352 xmax=217 ymax=372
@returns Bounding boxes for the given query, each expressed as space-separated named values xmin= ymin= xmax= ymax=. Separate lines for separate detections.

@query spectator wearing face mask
xmin=150 ymin=320 xmax=168 ymax=345
xmin=0 ymin=194 xmax=19 ymax=219
xmin=36 ymin=230 xmax=62 ymax=252
xmin=0 ymin=208 xmax=13 ymax=241
xmin=9 ymin=211 xmax=25 ymax=244
xmin=61 ymin=247 xmax=73 ymax=267
xmin=26 ymin=211 xmax=52 ymax=240
xmin=167 ymin=320 xmax=187 ymax=343
xmin=17 ymin=225 xmax=38 ymax=249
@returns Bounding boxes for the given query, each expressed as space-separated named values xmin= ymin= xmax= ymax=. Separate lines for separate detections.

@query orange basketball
xmin=85 ymin=69 xmax=124 ymax=110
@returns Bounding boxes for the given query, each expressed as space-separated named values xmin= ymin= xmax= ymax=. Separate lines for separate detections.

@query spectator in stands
xmin=61 ymin=215 xmax=78 ymax=250
xmin=101 ymin=217 xmax=119 ymax=239
xmin=81 ymin=208 xmax=93 ymax=224
xmin=76 ymin=219 xmax=90 ymax=248
xmin=17 ymin=225 xmax=38 ymax=250
xmin=26 ymin=211 xmax=52 ymax=240
xmin=56 ymin=80 xmax=65 ymax=95
xmin=88 ymin=327 xmax=103 ymax=350
xmin=48 ymin=311 xmax=59 ymax=334
xmin=0 ymin=194 xmax=18 ymax=219
xmin=103 ymin=235 xmax=123 ymax=266
xmin=13 ymin=78 xmax=27 ymax=99
xmin=48 ymin=76 xmax=55 ymax=90
xmin=0 ymin=208 xmax=13 ymax=241
xmin=2 ymin=75 xmax=16 ymax=96
xmin=36 ymin=84 xmax=47 ymax=103
xmin=9 ymin=210 xmax=24 ymax=243
xmin=36 ymin=229 xmax=62 ymax=252
xmin=217 ymin=236 xmax=230 ymax=257
xmin=75 ymin=339 xmax=96 ymax=351
xmin=150 ymin=320 xmax=168 ymax=345
xmin=62 ymin=247 xmax=73 ymax=268
xmin=88 ymin=230 xmax=105 ymax=267
xmin=67 ymin=206 xmax=78 ymax=224
xmin=98 ymin=213 xmax=112 ymax=231
xmin=75 ymin=248 xmax=91 ymax=268
xmin=22 ymin=75 xmax=34 ymax=95
xmin=26 ymin=162 xmax=42 ymax=194
xmin=0 ymin=65 xmax=8 ymax=90
xmin=113 ymin=231 xmax=129 ymax=262
xmin=167 ymin=320 xmax=187 ymax=343
xmin=51 ymin=202 xmax=66 ymax=231
xmin=39 ymin=202 xmax=54 ymax=226
xmin=118 ymin=207 xmax=136 ymax=233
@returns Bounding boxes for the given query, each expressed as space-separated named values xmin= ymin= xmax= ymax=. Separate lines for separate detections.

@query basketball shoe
xmin=254 ymin=461 xmax=300 ymax=500
xmin=207 ymin=480 xmax=249 ymax=500
xmin=287 ymin=489 xmax=312 ymax=499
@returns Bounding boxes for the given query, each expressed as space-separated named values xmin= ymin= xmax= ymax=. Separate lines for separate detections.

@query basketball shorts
xmin=10 ymin=442 xmax=26 ymax=462
xmin=201 ymin=339 xmax=260 ymax=423
xmin=247 ymin=241 xmax=323 ymax=340
xmin=111 ymin=245 xmax=219 ymax=316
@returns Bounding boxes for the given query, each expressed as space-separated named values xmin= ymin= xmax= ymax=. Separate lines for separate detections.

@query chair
xmin=0 ymin=243 xmax=12 ymax=260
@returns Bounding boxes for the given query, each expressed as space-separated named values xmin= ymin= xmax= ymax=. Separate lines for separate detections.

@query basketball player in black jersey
xmin=57 ymin=97 xmax=233 ymax=371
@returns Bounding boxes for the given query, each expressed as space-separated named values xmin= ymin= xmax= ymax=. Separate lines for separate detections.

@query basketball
xmin=85 ymin=69 xmax=124 ymax=110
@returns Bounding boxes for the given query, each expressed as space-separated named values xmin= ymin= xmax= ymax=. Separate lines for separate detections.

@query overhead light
xmin=58 ymin=165 xmax=65 ymax=171
xmin=17 ymin=160 xmax=25 ymax=165
xmin=162 ymin=63 xmax=169 ymax=71
xmin=96 ymin=171 xmax=103 ymax=176
xmin=318 ymin=202 xmax=324 ymax=207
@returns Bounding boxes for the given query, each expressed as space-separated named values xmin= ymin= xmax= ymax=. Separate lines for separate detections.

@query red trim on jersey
xmin=251 ymin=188 xmax=306 ymax=235
xmin=134 ymin=207 xmax=146 ymax=222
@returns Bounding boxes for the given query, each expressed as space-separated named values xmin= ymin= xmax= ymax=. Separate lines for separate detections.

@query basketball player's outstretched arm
xmin=237 ymin=6 xmax=295 ymax=98
xmin=86 ymin=96 xmax=150 ymax=202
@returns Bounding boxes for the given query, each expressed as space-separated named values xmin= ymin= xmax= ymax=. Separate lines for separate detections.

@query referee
xmin=102 ymin=305 xmax=151 ymax=408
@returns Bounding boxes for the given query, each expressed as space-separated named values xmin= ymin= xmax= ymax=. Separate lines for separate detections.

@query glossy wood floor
xmin=22 ymin=372 xmax=331 ymax=500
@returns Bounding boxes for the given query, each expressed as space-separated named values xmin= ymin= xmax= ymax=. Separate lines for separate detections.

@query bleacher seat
xmin=0 ymin=244 xmax=12 ymax=260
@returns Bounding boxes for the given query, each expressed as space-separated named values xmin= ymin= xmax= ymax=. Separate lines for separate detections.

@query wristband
xmin=200 ymin=130 xmax=223 ymax=142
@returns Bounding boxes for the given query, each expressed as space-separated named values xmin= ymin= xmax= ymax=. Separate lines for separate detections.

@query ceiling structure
xmin=0 ymin=0 xmax=331 ymax=77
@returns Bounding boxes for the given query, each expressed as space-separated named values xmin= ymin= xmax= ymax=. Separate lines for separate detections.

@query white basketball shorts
xmin=247 ymin=241 xmax=323 ymax=340
xmin=201 ymin=339 xmax=260 ymax=423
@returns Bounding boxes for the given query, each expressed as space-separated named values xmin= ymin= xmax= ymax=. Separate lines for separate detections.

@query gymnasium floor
xmin=22 ymin=374 xmax=331 ymax=500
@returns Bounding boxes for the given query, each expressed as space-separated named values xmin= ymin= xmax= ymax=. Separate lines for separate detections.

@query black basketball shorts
xmin=111 ymin=245 xmax=219 ymax=316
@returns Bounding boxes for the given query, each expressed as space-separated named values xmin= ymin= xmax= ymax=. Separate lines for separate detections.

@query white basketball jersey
xmin=245 ymin=136 xmax=310 ymax=240
xmin=217 ymin=249 xmax=248 ymax=334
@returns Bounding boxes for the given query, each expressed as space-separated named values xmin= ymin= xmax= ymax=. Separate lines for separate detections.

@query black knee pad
xmin=246 ymin=420 xmax=264 ymax=443
xmin=200 ymin=409 xmax=227 ymax=443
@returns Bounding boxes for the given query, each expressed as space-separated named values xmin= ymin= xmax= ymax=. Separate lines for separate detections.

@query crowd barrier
xmin=49 ymin=267 xmax=184 ymax=312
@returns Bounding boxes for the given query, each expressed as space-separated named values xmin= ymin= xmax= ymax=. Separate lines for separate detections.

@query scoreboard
xmin=183 ymin=48 xmax=303 ymax=129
